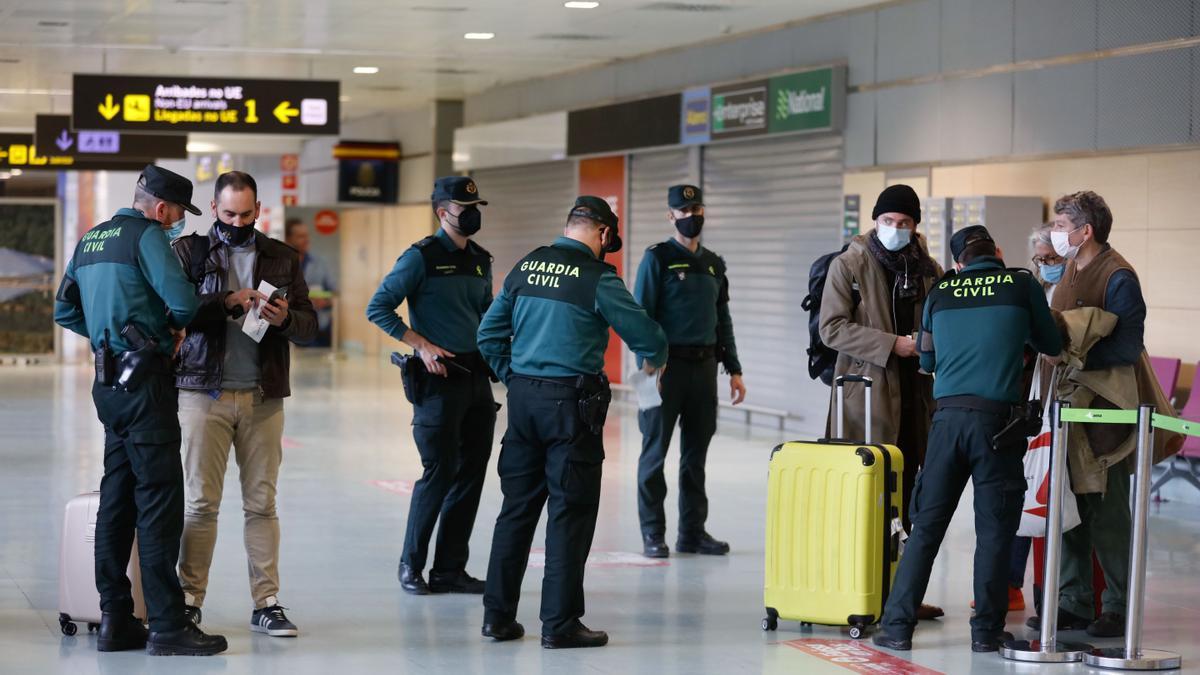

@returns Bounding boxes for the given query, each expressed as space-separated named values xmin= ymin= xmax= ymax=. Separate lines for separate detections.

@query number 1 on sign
xmin=245 ymin=99 xmax=258 ymax=124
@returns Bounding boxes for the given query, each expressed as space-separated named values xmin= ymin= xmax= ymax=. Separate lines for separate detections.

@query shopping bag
xmin=1017 ymin=419 xmax=1082 ymax=537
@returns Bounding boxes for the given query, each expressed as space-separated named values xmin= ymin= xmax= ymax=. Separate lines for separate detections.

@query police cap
xmin=138 ymin=164 xmax=201 ymax=215
xmin=431 ymin=176 xmax=488 ymax=205
xmin=950 ymin=225 xmax=995 ymax=262
xmin=668 ymin=184 xmax=703 ymax=209
xmin=570 ymin=196 xmax=622 ymax=252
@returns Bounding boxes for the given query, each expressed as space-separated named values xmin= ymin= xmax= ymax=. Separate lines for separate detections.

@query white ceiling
xmin=0 ymin=0 xmax=879 ymax=133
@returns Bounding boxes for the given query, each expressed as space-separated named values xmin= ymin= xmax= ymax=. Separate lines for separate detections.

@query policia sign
xmin=72 ymin=74 xmax=340 ymax=135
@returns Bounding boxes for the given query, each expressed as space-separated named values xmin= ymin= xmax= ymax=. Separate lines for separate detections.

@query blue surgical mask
xmin=166 ymin=217 xmax=186 ymax=241
xmin=1039 ymin=262 xmax=1064 ymax=284
xmin=876 ymin=223 xmax=912 ymax=252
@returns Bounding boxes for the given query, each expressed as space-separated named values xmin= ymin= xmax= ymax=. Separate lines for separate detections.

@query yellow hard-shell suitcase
xmin=762 ymin=375 xmax=904 ymax=639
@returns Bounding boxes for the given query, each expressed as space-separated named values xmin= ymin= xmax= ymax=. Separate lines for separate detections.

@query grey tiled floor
xmin=1 ymin=352 xmax=1196 ymax=674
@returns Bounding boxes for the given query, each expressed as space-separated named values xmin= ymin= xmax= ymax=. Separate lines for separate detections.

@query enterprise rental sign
xmin=72 ymin=74 xmax=340 ymax=135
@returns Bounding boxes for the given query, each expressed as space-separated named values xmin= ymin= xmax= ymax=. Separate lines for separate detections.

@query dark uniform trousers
xmin=483 ymin=376 xmax=604 ymax=636
xmin=92 ymin=370 xmax=187 ymax=633
xmin=402 ymin=352 xmax=496 ymax=573
xmin=881 ymin=406 xmax=1026 ymax=641
xmin=637 ymin=354 xmax=718 ymax=537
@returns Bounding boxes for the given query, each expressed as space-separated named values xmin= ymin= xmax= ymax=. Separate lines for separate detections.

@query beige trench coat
xmin=817 ymin=232 xmax=941 ymax=445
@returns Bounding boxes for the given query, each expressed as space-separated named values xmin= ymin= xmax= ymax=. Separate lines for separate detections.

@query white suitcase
xmin=57 ymin=492 xmax=146 ymax=636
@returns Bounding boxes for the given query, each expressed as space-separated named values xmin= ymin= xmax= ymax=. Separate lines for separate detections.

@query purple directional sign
xmin=78 ymin=131 xmax=120 ymax=154
xmin=34 ymin=114 xmax=186 ymax=160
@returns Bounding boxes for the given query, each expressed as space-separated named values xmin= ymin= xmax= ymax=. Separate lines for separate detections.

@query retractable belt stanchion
xmin=1085 ymin=404 xmax=1182 ymax=671
xmin=1002 ymin=400 xmax=1093 ymax=663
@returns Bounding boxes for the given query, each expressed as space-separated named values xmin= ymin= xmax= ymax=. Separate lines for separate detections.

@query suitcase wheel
xmin=762 ymin=608 xmax=779 ymax=632
xmin=849 ymin=625 xmax=865 ymax=640
xmin=801 ymin=621 xmax=813 ymax=629
xmin=59 ymin=614 xmax=77 ymax=637
xmin=87 ymin=623 xmax=99 ymax=633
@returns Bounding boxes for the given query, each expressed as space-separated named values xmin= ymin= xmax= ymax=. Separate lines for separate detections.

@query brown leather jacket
xmin=171 ymin=228 xmax=316 ymax=398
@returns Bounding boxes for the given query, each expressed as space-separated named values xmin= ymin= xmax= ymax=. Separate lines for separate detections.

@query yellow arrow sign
xmin=273 ymin=101 xmax=299 ymax=124
xmin=98 ymin=94 xmax=120 ymax=120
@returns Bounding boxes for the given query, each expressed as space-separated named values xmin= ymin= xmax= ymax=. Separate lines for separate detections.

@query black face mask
xmin=448 ymin=206 xmax=481 ymax=236
xmin=214 ymin=219 xmax=254 ymax=247
xmin=674 ymin=214 xmax=704 ymax=238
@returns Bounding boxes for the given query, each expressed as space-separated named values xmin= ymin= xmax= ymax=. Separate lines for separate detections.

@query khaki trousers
xmin=178 ymin=389 xmax=284 ymax=609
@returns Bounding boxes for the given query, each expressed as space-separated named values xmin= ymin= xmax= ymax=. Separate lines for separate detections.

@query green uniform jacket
xmin=478 ymin=237 xmax=668 ymax=383
xmin=633 ymin=238 xmax=741 ymax=373
xmin=367 ymin=228 xmax=493 ymax=354
xmin=919 ymin=257 xmax=1062 ymax=403
xmin=54 ymin=208 xmax=198 ymax=355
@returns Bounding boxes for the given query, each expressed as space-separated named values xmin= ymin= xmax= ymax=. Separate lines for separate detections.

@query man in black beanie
xmin=817 ymin=183 xmax=944 ymax=620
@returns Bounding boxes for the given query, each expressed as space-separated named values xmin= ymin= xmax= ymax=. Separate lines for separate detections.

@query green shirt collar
xmin=435 ymin=227 xmax=464 ymax=252
xmin=553 ymin=236 xmax=597 ymax=259
xmin=115 ymin=207 xmax=151 ymax=221
xmin=961 ymin=256 xmax=1005 ymax=273
xmin=667 ymin=237 xmax=702 ymax=258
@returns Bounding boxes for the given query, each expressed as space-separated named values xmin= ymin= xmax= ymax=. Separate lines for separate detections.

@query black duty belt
xmin=513 ymin=373 xmax=608 ymax=392
xmin=936 ymin=395 xmax=1015 ymax=417
xmin=669 ymin=344 xmax=715 ymax=361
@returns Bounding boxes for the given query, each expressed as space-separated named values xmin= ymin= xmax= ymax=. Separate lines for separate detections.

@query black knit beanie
xmin=871 ymin=184 xmax=922 ymax=224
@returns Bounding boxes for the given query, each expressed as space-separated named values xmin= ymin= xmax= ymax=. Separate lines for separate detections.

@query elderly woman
xmin=1031 ymin=224 xmax=1065 ymax=301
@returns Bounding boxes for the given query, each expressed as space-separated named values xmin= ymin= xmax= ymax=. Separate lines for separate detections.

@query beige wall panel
xmin=1146 ymin=150 xmax=1200 ymax=229
xmin=930 ymin=165 xmax=973 ymax=196
xmin=338 ymin=208 xmax=383 ymax=356
xmin=1106 ymin=228 xmax=1149 ymax=273
xmin=843 ymin=171 xmax=886 ymax=233
xmin=1142 ymin=228 xmax=1200 ymax=311
xmin=1145 ymin=308 xmax=1200 ymax=364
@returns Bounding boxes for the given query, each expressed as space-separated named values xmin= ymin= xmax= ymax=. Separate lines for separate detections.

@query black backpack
xmin=801 ymin=244 xmax=857 ymax=385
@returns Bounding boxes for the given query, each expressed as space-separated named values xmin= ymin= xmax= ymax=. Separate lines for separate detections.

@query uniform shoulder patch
xmin=413 ymin=235 xmax=439 ymax=249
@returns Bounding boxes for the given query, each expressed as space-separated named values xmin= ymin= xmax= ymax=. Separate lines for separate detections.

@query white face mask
xmin=876 ymin=223 xmax=912 ymax=252
xmin=1051 ymin=228 xmax=1081 ymax=259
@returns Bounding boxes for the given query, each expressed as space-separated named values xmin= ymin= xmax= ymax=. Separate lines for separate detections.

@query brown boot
xmin=916 ymin=603 xmax=944 ymax=620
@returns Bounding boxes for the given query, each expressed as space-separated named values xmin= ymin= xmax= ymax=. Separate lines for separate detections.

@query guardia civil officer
xmin=367 ymin=176 xmax=496 ymax=595
xmin=477 ymin=196 xmax=668 ymax=649
xmin=872 ymin=226 xmax=1063 ymax=654
xmin=635 ymin=184 xmax=745 ymax=559
xmin=53 ymin=165 xmax=227 ymax=656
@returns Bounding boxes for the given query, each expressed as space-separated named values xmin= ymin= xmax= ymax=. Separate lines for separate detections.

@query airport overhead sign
xmin=72 ymin=74 xmax=340 ymax=135
xmin=35 ymin=115 xmax=188 ymax=161
xmin=0 ymin=133 xmax=145 ymax=171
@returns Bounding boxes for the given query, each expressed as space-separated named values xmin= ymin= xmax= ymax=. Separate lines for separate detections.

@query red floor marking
xmin=368 ymin=480 xmax=413 ymax=495
xmin=783 ymin=639 xmax=943 ymax=674
xmin=282 ymin=436 xmax=303 ymax=449
xmin=527 ymin=548 xmax=669 ymax=569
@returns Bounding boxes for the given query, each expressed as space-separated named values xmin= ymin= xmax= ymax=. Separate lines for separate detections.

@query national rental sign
xmin=768 ymin=68 xmax=836 ymax=133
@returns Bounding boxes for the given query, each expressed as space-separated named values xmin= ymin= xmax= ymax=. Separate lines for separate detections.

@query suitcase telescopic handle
xmin=834 ymin=375 xmax=873 ymax=444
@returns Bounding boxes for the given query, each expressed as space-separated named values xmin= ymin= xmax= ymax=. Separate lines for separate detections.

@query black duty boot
xmin=1026 ymin=608 xmax=1091 ymax=632
xmin=146 ymin=622 xmax=228 ymax=656
xmin=428 ymin=570 xmax=485 ymax=594
xmin=675 ymin=531 xmax=730 ymax=555
xmin=872 ymin=631 xmax=912 ymax=651
xmin=643 ymin=533 xmax=669 ymax=559
xmin=482 ymin=619 xmax=525 ymax=642
xmin=398 ymin=562 xmax=431 ymax=595
xmin=1087 ymin=612 xmax=1125 ymax=638
xmin=541 ymin=622 xmax=609 ymax=649
xmin=971 ymin=631 xmax=1014 ymax=653
xmin=96 ymin=612 xmax=148 ymax=652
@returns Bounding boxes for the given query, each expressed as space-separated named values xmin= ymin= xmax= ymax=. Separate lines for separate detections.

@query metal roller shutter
xmin=700 ymin=134 xmax=844 ymax=426
xmin=471 ymin=161 xmax=577 ymax=283
xmin=624 ymin=148 xmax=692 ymax=378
